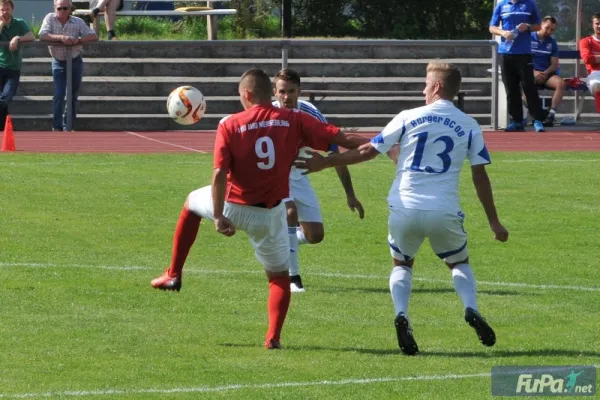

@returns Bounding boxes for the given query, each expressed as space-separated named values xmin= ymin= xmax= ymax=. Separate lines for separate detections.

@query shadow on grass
xmin=317 ymin=286 xmax=530 ymax=296
xmin=218 ymin=343 xmax=600 ymax=358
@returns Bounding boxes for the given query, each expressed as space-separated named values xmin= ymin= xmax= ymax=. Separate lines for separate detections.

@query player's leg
xmin=544 ymin=75 xmax=566 ymax=125
xmin=388 ymin=207 xmax=425 ymax=355
xmin=243 ymin=203 xmax=291 ymax=349
xmin=427 ymin=211 xmax=496 ymax=347
xmin=290 ymin=176 xmax=324 ymax=292
xmin=284 ymin=198 xmax=304 ymax=293
xmin=293 ymin=176 xmax=324 ymax=245
xmin=586 ymin=71 xmax=600 ymax=113
xmin=151 ymin=186 xmax=213 ymax=291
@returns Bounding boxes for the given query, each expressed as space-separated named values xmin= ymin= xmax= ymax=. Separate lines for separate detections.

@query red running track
xmin=3 ymin=130 xmax=600 ymax=153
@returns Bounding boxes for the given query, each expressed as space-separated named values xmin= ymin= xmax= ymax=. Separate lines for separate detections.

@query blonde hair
xmin=426 ymin=62 xmax=462 ymax=99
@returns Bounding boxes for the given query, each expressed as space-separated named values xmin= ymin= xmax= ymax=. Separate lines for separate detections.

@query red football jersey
xmin=214 ymin=104 xmax=340 ymax=207
xmin=579 ymin=36 xmax=600 ymax=74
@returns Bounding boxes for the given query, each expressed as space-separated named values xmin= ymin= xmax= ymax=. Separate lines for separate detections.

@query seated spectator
xmin=528 ymin=15 xmax=566 ymax=126
xmin=579 ymin=12 xmax=600 ymax=113
xmin=88 ymin=0 xmax=123 ymax=40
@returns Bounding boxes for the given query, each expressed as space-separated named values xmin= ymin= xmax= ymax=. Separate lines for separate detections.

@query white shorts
xmin=387 ymin=206 xmax=468 ymax=264
xmin=187 ymin=186 xmax=290 ymax=272
xmin=283 ymin=176 xmax=323 ymax=223
xmin=587 ymin=70 xmax=600 ymax=93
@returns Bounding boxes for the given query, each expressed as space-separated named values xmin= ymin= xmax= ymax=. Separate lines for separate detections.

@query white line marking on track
xmin=124 ymin=131 xmax=207 ymax=153
xmin=2 ymin=262 xmax=600 ymax=292
xmin=0 ymin=372 xmax=490 ymax=398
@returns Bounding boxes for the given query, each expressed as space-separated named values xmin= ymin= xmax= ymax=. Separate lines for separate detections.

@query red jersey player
xmin=151 ymin=68 xmax=369 ymax=349
xmin=579 ymin=13 xmax=600 ymax=112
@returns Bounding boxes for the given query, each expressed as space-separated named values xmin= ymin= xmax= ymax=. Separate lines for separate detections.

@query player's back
xmin=216 ymin=104 xmax=336 ymax=206
xmin=390 ymin=100 xmax=489 ymax=212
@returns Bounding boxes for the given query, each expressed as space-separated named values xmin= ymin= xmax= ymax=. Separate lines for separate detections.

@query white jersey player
xmin=273 ymin=69 xmax=365 ymax=293
xmin=294 ymin=62 xmax=509 ymax=355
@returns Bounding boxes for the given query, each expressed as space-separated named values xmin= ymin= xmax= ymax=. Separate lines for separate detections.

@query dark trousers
xmin=0 ymin=67 xmax=21 ymax=131
xmin=501 ymin=54 xmax=546 ymax=122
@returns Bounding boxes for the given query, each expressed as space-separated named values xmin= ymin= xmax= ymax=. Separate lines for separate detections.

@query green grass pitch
xmin=0 ymin=152 xmax=598 ymax=399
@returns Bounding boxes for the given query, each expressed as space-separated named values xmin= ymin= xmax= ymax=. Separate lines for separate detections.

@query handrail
xmin=5 ymin=39 xmax=500 ymax=130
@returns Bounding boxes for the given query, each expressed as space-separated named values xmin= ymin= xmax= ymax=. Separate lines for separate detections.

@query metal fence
xmin=8 ymin=39 xmax=500 ymax=130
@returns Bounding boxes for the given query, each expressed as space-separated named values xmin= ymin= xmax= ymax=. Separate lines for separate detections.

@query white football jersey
xmin=272 ymin=99 xmax=330 ymax=180
xmin=370 ymin=99 xmax=491 ymax=212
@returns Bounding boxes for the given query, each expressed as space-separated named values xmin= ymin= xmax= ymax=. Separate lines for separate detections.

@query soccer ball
xmin=166 ymin=86 xmax=207 ymax=125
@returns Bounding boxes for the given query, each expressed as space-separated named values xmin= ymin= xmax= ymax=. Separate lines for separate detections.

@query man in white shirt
xmin=272 ymin=69 xmax=364 ymax=293
xmin=295 ymin=62 xmax=509 ymax=355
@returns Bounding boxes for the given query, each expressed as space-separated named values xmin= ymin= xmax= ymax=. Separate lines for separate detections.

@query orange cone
xmin=1 ymin=115 xmax=15 ymax=152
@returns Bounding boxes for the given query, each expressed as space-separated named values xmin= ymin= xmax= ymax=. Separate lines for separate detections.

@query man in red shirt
xmin=151 ymin=68 xmax=369 ymax=349
xmin=579 ymin=12 xmax=600 ymax=113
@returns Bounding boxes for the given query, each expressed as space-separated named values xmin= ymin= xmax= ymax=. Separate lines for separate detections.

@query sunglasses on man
xmin=56 ymin=6 xmax=70 ymax=11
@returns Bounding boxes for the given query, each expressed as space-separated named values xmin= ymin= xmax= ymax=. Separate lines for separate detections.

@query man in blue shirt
xmin=528 ymin=16 xmax=566 ymax=126
xmin=490 ymin=0 xmax=548 ymax=132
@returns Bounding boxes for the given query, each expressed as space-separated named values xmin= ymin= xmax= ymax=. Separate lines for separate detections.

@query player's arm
xmin=471 ymin=165 xmax=508 ymax=242
xmin=296 ymin=142 xmax=379 ymax=174
xmin=212 ymin=125 xmax=235 ymax=237
xmin=297 ymin=115 xmax=405 ymax=173
xmin=579 ymin=38 xmax=600 ymax=65
xmin=329 ymin=148 xmax=365 ymax=219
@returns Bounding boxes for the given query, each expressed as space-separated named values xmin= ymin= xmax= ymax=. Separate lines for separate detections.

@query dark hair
xmin=542 ymin=15 xmax=557 ymax=24
xmin=274 ymin=68 xmax=301 ymax=86
xmin=593 ymin=12 xmax=600 ymax=21
xmin=240 ymin=68 xmax=273 ymax=100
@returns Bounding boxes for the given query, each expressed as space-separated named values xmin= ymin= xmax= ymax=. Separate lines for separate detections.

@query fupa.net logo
xmin=516 ymin=370 xmax=593 ymax=395
xmin=492 ymin=366 xmax=596 ymax=397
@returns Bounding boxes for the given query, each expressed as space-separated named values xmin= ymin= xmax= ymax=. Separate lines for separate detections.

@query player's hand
xmin=294 ymin=150 xmax=326 ymax=174
xmin=215 ymin=216 xmax=236 ymax=237
xmin=502 ymin=30 xmax=515 ymax=41
xmin=490 ymin=221 xmax=509 ymax=242
xmin=8 ymin=37 xmax=19 ymax=52
xmin=347 ymin=195 xmax=365 ymax=219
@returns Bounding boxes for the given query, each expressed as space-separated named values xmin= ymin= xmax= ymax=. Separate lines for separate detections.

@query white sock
xmin=288 ymin=226 xmax=300 ymax=276
xmin=389 ymin=266 xmax=412 ymax=317
xmin=451 ymin=263 xmax=478 ymax=311
xmin=296 ymin=227 xmax=309 ymax=245
xmin=549 ymin=108 xmax=556 ymax=115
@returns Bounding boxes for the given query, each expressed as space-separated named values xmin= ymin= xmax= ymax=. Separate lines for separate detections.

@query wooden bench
xmin=303 ymin=89 xmax=482 ymax=112
xmin=73 ymin=0 xmax=236 ymax=40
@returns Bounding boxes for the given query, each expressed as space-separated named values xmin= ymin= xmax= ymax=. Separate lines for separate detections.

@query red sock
xmin=266 ymin=275 xmax=291 ymax=343
xmin=594 ymin=93 xmax=600 ymax=114
xmin=167 ymin=207 xmax=201 ymax=277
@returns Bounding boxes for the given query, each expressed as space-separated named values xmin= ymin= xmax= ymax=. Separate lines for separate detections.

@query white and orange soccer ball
xmin=166 ymin=86 xmax=207 ymax=125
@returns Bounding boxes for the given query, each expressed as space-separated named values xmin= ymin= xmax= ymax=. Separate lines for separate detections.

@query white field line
xmin=0 ymin=372 xmax=490 ymax=398
xmin=124 ymin=131 xmax=207 ymax=153
xmin=2 ymin=262 xmax=600 ymax=292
